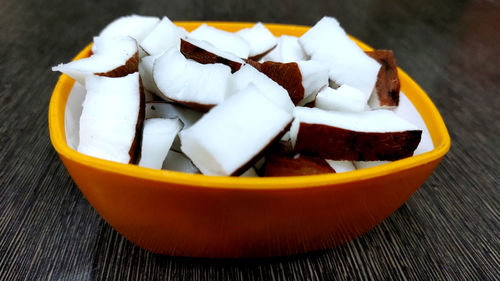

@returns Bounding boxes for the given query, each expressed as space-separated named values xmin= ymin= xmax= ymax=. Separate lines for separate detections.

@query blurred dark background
xmin=0 ymin=0 xmax=498 ymax=280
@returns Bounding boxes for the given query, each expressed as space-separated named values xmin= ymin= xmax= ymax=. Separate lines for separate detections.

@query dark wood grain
xmin=1 ymin=0 xmax=499 ymax=280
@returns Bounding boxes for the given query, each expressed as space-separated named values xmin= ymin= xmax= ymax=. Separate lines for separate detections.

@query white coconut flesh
xmin=290 ymin=107 xmax=422 ymax=161
xmin=279 ymin=35 xmax=308 ymax=62
xmin=52 ymin=36 xmax=138 ymax=85
xmin=59 ymin=16 xmax=431 ymax=174
xmin=153 ymin=48 xmax=231 ymax=110
xmin=188 ymin=24 xmax=250 ymax=58
xmin=315 ymin=85 xmax=367 ymax=112
xmin=183 ymin=38 xmax=244 ymax=63
xmin=353 ymin=161 xmax=391 ymax=169
xmin=240 ymin=167 xmax=259 ymax=177
xmin=368 ymin=90 xmax=386 ymax=110
xmin=325 ymin=160 xmax=355 ymax=173
xmin=145 ymin=102 xmax=204 ymax=128
xmin=230 ymin=64 xmax=294 ymax=113
xmin=298 ymin=16 xmax=381 ymax=98
xmin=65 ymin=82 xmax=86 ymax=150
xmin=236 ymin=22 xmax=277 ymax=58
xmin=253 ymin=156 xmax=267 ymax=171
xmin=162 ymin=150 xmax=200 ymax=173
xmin=78 ymin=73 xmax=143 ymax=164
xmin=263 ymin=35 xmax=308 ymax=63
xmin=138 ymin=118 xmax=183 ymax=169
xmin=261 ymin=41 xmax=281 ymax=62
xmin=296 ymin=60 xmax=329 ymax=104
xmin=180 ymin=38 xmax=245 ymax=73
xmin=140 ymin=16 xmax=188 ymax=56
xmin=180 ymin=84 xmax=293 ymax=176
xmin=139 ymin=55 xmax=161 ymax=95
xmin=145 ymin=101 xmax=204 ymax=152
xmin=99 ymin=14 xmax=160 ymax=42
xmin=394 ymin=93 xmax=434 ymax=156
xmin=280 ymin=131 xmax=292 ymax=142
xmin=144 ymin=90 xmax=157 ymax=102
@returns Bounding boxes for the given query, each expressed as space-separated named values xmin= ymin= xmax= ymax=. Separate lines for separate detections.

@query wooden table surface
xmin=1 ymin=0 xmax=498 ymax=280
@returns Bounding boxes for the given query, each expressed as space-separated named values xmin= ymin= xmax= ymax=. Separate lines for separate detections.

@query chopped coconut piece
xmin=140 ymin=16 xmax=188 ymax=56
xmin=139 ymin=118 xmax=183 ymax=169
xmin=137 ymin=46 xmax=148 ymax=59
xmin=261 ymin=43 xmax=281 ymax=62
xmin=230 ymin=64 xmax=294 ymax=113
xmin=254 ymin=156 xmax=267 ymax=172
xmin=139 ymin=55 xmax=162 ymax=95
xmin=353 ymin=161 xmax=391 ymax=169
xmin=236 ymin=22 xmax=278 ymax=60
xmin=180 ymin=38 xmax=245 ymax=73
xmin=52 ymin=36 xmax=138 ymax=85
xmin=394 ymin=93 xmax=434 ymax=156
xmin=298 ymin=16 xmax=381 ymax=98
xmin=366 ymin=50 xmax=400 ymax=108
xmin=240 ymin=167 xmax=259 ymax=177
xmin=325 ymin=160 xmax=355 ymax=173
xmin=145 ymin=101 xmax=202 ymax=152
xmin=292 ymin=107 xmax=419 ymax=135
xmin=248 ymin=60 xmax=328 ymax=105
xmin=145 ymin=102 xmax=203 ymax=128
xmin=188 ymin=24 xmax=250 ymax=58
xmin=249 ymin=61 xmax=304 ymax=104
xmin=65 ymin=82 xmax=86 ymax=150
xmin=144 ymin=90 xmax=157 ymax=102
xmin=266 ymin=140 xmax=295 ymax=158
xmin=264 ymin=154 xmax=335 ymax=177
xmin=280 ymin=131 xmax=291 ymax=142
xmin=99 ymin=14 xmax=160 ymax=42
xmin=78 ymin=73 xmax=144 ymax=164
xmin=279 ymin=35 xmax=308 ymax=62
xmin=162 ymin=150 xmax=200 ymax=173
xmin=180 ymin=84 xmax=293 ymax=176
xmin=290 ymin=107 xmax=422 ymax=161
xmin=315 ymin=85 xmax=367 ymax=112
xmin=262 ymin=35 xmax=308 ymax=63
xmin=153 ymin=48 xmax=231 ymax=111
xmin=297 ymin=60 xmax=329 ymax=104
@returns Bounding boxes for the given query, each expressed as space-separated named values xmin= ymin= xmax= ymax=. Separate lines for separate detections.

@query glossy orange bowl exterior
xmin=49 ymin=22 xmax=450 ymax=258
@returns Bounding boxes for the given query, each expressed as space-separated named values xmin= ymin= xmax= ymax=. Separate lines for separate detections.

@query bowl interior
xmin=49 ymin=22 xmax=451 ymax=190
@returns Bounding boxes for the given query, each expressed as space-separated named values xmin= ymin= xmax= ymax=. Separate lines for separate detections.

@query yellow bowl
xmin=49 ymin=22 xmax=450 ymax=258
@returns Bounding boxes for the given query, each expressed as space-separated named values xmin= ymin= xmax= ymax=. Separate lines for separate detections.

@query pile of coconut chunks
xmin=53 ymin=15 xmax=422 ymax=177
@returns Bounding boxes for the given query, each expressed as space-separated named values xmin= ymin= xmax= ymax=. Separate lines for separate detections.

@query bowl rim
xmin=48 ymin=21 xmax=451 ymax=190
